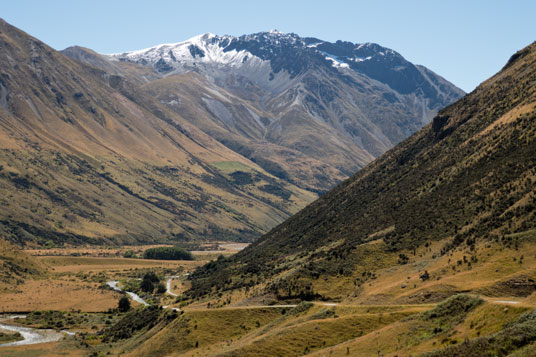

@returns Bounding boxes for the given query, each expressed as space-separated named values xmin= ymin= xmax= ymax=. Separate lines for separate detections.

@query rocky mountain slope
xmin=186 ymin=41 xmax=536 ymax=301
xmin=69 ymin=31 xmax=463 ymax=192
xmin=0 ymin=19 xmax=316 ymax=246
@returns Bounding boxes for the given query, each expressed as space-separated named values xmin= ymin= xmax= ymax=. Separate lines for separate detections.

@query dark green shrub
xmin=143 ymin=247 xmax=193 ymax=260
xmin=140 ymin=279 xmax=154 ymax=293
xmin=118 ymin=296 xmax=130 ymax=312
xmin=123 ymin=250 xmax=136 ymax=258
xmin=157 ymin=283 xmax=166 ymax=294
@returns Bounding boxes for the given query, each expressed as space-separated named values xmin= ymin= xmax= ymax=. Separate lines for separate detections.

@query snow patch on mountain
xmin=109 ymin=33 xmax=260 ymax=70
xmin=320 ymin=52 xmax=350 ymax=69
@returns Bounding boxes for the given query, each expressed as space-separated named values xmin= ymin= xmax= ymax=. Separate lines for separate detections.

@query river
xmin=0 ymin=315 xmax=69 ymax=347
xmin=106 ymin=281 xmax=150 ymax=306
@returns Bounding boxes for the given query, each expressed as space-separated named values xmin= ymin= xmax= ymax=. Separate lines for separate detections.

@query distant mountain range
xmin=0 ymin=19 xmax=462 ymax=245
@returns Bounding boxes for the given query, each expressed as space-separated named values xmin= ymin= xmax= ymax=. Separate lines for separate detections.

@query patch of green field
xmin=210 ymin=161 xmax=254 ymax=174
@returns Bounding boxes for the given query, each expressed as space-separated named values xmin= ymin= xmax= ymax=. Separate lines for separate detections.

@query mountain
xmin=0 ymin=19 xmax=317 ymax=246
xmin=73 ymin=30 xmax=464 ymax=193
xmin=0 ymin=19 xmax=463 ymax=247
xmin=186 ymin=41 xmax=536 ymax=302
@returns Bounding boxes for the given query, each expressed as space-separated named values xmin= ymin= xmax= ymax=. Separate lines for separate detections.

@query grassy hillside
xmin=92 ymin=295 xmax=536 ymax=356
xmin=0 ymin=238 xmax=45 ymax=290
xmin=186 ymin=41 xmax=536 ymax=301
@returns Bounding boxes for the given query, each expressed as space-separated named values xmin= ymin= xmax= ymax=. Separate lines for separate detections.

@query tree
xmin=420 ymin=270 xmax=430 ymax=281
xmin=157 ymin=283 xmax=166 ymax=294
xmin=118 ymin=296 xmax=130 ymax=312
xmin=140 ymin=279 xmax=154 ymax=293
xmin=143 ymin=271 xmax=160 ymax=284
xmin=143 ymin=247 xmax=193 ymax=260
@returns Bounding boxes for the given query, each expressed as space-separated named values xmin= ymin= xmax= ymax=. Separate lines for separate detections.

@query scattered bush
xmin=101 ymin=306 xmax=162 ymax=342
xmin=424 ymin=310 xmax=536 ymax=356
xmin=398 ymin=253 xmax=409 ymax=264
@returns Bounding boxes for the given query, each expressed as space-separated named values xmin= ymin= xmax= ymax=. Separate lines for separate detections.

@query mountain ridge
xmin=107 ymin=30 xmax=462 ymax=106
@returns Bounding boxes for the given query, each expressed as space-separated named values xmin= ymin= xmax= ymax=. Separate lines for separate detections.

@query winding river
xmin=1 ymin=279 xmax=157 ymax=348
xmin=107 ymin=279 xmax=182 ymax=311
xmin=106 ymin=281 xmax=150 ymax=306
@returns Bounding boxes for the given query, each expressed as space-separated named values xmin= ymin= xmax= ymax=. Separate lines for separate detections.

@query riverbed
xmin=0 ymin=315 xmax=67 ymax=347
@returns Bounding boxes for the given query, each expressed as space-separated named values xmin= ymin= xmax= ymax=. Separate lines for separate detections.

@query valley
xmin=0 ymin=6 xmax=534 ymax=356
xmin=2 ymin=235 xmax=536 ymax=356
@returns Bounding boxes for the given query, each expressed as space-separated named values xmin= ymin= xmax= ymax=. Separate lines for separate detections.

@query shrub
xmin=143 ymin=271 xmax=160 ymax=284
xmin=140 ymin=279 xmax=154 ymax=293
xmin=156 ymin=283 xmax=166 ymax=294
xmin=422 ymin=294 xmax=483 ymax=323
xmin=398 ymin=253 xmax=409 ymax=264
xmin=123 ymin=250 xmax=136 ymax=258
xmin=118 ymin=296 xmax=130 ymax=312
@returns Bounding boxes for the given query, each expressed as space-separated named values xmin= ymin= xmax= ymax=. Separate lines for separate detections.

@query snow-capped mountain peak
xmin=107 ymin=30 xmax=387 ymax=78
xmin=109 ymin=32 xmax=253 ymax=72
xmin=105 ymin=31 xmax=462 ymax=102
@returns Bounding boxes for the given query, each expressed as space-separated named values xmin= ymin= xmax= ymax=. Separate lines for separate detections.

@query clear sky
xmin=2 ymin=0 xmax=535 ymax=92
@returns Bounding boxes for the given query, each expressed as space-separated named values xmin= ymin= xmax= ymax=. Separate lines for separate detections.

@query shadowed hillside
xmin=186 ymin=41 xmax=536 ymax=301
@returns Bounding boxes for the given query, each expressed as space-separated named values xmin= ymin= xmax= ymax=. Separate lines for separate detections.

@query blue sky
xmin=2 ymin=0 xmax=535 ymax=92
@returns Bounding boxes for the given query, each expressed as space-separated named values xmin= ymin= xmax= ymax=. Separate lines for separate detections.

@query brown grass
xmin=0 ymin=279 xmax=119 ymax=313
xmin=311 ymin=302 xmax=529 ymax=356
xmin=0 ymin=339 xmax=87 ymax=356
xmin=23 ymin=242 xmax=250 ymax=258
xmin=344 ymin=239 xmax=536 ymax=306
xmin=38 ymin=256 xmax=202 ymax=274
